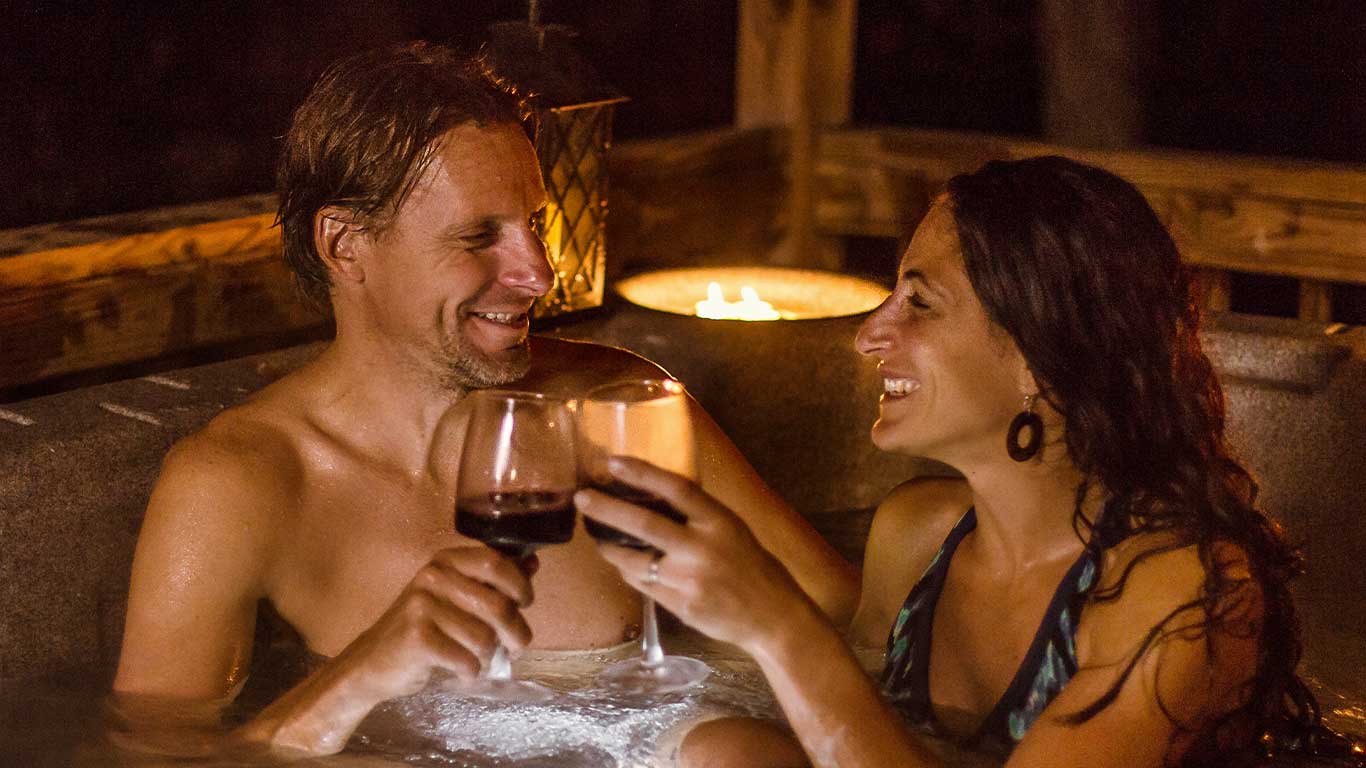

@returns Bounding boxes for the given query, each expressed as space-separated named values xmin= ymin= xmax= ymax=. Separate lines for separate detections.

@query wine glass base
xmin=597 ymin=655 xmax=711 ymax=695
xmin=446 ymin=676 xmax=556 ymax=703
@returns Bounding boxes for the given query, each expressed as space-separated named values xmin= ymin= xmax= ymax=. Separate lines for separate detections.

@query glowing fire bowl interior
xmin=614 ymin=267 xmax=889 ymax=321
xmin=547 ymin=268 xmax=934 ymax=534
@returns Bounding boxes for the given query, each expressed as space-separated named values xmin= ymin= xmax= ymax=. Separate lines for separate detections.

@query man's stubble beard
xmin=435 ymin=328 xmax=531 ymax=391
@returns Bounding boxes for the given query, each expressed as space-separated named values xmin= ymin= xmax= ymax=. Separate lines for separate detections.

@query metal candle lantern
xmin=534 ymin=95 xmax=625 ymax=317
xmin=484 ymin=6 xmax=627 ymax=320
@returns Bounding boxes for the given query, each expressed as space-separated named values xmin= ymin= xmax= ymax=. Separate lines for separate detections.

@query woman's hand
xmin=574 ymin=456 xmax=819 ymax=655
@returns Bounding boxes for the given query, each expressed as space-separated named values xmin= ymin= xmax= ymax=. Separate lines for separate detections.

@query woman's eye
xmin=529 ymin=210 xmax=547 ymax=232
xmin=909 ymin=291 xmax=930 ymax=310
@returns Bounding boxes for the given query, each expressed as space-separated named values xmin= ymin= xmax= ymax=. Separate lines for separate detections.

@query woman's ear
xmin=313 ymin=206 xmax=367 ymax=285
xmin=1014 ymin=355 xmax=1050 ymax=413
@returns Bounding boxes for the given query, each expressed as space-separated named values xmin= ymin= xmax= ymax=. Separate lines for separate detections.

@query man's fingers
xmin=420 ymin=624 xmax=483 ymax=681
xmin=433 ymin=547 xmax=534 ymax=607
xmin=447 ymin=575 xmax=534 ymax=651
xmin=415 ymin=561 xmax=533 ymax=651
xmin=426 ymin=603 xmax=501 ymax=669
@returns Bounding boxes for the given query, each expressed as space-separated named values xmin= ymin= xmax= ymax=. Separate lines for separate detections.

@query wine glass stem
xmin=487 ymin=644 xmax=513 ymax=681
xmin=640 ymin=595 xmax=665 ymax=668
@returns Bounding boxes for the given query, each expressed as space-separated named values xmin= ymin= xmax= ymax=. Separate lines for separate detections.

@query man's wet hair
xmin=277 ymin=42 xmax=527 ymax=310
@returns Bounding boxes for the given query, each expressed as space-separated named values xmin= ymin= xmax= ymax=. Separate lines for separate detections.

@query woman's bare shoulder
xmin=1081 ymin=530 xmax=1262 ymax=671
xmin=850 ymin=476 xmax=971 ymax=646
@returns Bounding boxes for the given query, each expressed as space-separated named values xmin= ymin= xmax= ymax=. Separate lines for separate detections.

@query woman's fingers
xmin=574 ymin=487 xmax=689 ymax=551
xmin=602 ymin=456 xmax=729 ymax=526
xmin=596 ymin=543 xmax=662 ymax=587
xmin=595 ymin=542 xmax=689 ymax=605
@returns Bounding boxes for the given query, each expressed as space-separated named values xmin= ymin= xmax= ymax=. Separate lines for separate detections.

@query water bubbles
xmin=351 ymin=643 xmax=782 ymax=767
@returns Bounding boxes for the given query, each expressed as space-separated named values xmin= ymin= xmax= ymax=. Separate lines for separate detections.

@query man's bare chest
xmin=265 ymin=470 xmax=640 ymax=656
xmin=267 ymin=474 xmax=461 ymax=654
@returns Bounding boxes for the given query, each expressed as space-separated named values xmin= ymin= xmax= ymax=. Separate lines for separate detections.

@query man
xmin=112 ymin=42 xmax=855 ymax=757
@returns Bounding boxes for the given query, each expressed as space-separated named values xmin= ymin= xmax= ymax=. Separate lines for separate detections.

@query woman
xmin=575 ymin=156 xmax=1311 ymax=767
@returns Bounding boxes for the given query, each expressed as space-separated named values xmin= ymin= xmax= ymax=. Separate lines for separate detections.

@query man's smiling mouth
xmin=470 ymin=311 xmax=527 ymax=325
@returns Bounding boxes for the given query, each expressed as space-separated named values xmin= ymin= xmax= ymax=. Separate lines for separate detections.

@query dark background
xmin=4 ymin=1 xmax=1364 ymax=231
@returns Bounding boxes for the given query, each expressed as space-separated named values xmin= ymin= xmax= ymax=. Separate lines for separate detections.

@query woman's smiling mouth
xmin=883 ymin=377 xmax=921 ymax=397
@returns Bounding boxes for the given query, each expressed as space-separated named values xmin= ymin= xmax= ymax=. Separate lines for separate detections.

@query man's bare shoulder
xmin=155 ymin=371 xmax=318 ymax=513
xmin=522 ymin=336 xmax=668 ymax=397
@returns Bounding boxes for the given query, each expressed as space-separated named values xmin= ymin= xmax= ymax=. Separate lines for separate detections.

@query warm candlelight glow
xmin=616 ymin=267 xmax=889 ymax=321
xmin=695 ymin=282 xmax=783 ymax=321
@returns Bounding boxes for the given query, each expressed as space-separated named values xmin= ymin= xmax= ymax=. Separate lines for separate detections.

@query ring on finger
xmin=644 ymin=549 xmax=663 ymax=586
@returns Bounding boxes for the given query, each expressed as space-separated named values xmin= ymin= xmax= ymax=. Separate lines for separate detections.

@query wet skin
xmin=112 ymin=123 xmax=856 ymax=757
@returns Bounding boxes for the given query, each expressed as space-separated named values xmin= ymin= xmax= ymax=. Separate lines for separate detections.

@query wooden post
xmin=1038 ymin=0 xmax=1155 ymax=148
xmin=1193 ymin=267 xmax=1233 ymax=313
xmin=1298 ymin=280 xmax=1334 ymax=323
xmin=737 ymin=0 xmax=856 ymax=269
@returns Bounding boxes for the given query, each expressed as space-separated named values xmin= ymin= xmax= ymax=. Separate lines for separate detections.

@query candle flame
xmin=695 ymin=281 xmax=782 ymax=321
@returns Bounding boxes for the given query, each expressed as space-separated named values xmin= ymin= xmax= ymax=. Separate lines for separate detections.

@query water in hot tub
xmin=4 ymin=632 xmax=1362 ymax=767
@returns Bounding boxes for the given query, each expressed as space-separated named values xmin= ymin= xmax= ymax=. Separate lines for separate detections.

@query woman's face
xmin=855 ymin=201 xmax=1032 ymax=466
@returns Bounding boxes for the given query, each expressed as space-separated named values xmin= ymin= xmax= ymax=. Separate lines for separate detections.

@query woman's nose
xmin=855 ymin=301 xmax=892 ymax=357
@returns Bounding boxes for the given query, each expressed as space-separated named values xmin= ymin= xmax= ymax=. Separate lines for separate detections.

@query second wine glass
xmin=577 ymin=378 xmax=711 ymax=695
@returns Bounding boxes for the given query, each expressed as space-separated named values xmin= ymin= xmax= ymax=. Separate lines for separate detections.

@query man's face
xmin=357 ymin=123 xmax=553 ymax=389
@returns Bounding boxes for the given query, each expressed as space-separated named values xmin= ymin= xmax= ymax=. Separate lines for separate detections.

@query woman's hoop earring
xmin=1007 ymin=394 xmax=1044 ymax=462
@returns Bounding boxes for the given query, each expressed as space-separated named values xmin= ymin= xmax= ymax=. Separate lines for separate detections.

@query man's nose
xmin=497 ymin=230 xmax=554 ymax=297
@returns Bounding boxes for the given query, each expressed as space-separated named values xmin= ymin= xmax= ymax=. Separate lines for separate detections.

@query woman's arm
xmin=750 ymin=595 xmax=943 ymax=767
xmin=575 ymin=457 xmax=941 ymax=768
xmin=690 ymin=399 xmax=861 ymax=628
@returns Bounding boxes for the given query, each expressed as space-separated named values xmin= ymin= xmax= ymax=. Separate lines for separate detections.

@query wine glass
xmin=577 ymin=378 xmax=712 ymax=694
xmin=454 ymin=389 xmax=578 ymax=702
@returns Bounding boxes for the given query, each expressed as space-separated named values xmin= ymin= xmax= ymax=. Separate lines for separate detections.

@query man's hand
xmin=249 ymin=545 xmax=536 ymax=755
xmin=334 ymin=546 xmax=535 ymax=702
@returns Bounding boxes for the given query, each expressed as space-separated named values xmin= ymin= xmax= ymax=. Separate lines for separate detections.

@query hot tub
xmin=1 ymin=309 xmax=1362 ymax=764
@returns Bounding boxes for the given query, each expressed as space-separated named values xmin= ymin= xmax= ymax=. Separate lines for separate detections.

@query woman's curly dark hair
xmin=945 ymin=156 xmax=1314 ymax=765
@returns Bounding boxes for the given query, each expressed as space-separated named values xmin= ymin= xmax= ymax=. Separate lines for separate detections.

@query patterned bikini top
xmin=880 ymin=507 xmax=1099 ymax=757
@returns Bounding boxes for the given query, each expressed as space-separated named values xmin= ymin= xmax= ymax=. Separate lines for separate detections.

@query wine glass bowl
xmin=453 ymin=389 xmax=578 ymax=702
xmin=576 ymin=378 xmax=711 ymax=694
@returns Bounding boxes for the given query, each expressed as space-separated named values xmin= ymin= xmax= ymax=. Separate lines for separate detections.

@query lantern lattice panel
xmin=534 ymin=99 xmax=623 ymax=319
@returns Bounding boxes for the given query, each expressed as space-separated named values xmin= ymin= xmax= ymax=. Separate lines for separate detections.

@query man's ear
xmin=313 ymin=206 xmax=368 ymax=285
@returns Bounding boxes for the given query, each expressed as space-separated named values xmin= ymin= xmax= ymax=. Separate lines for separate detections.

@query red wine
xmin=581 ymin=480 xmax=686 ymax=550
xmin=456 ymin=489 xmax=576 ymax=558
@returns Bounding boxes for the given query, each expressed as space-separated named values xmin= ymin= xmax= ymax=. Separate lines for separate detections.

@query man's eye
xmin=463 ymin=232 xmax=498 ymax=249
xmin=908 ymin=290 xmax=930 ymax=310
xmin=529 ymin=209 xmax=547 ymax=232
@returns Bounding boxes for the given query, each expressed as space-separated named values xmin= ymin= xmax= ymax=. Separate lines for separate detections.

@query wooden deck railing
xmin=814 ymin=126 xmax=1366 ymax=321
xmin=3 ymin=124 xmax=1365 ymax=396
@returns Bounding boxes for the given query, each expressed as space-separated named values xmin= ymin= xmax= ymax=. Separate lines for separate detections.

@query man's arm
xmin=114 ymin=434 xmax=275 ymax=703
xmin=112 ymin=429 xmax=534 ymax=757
